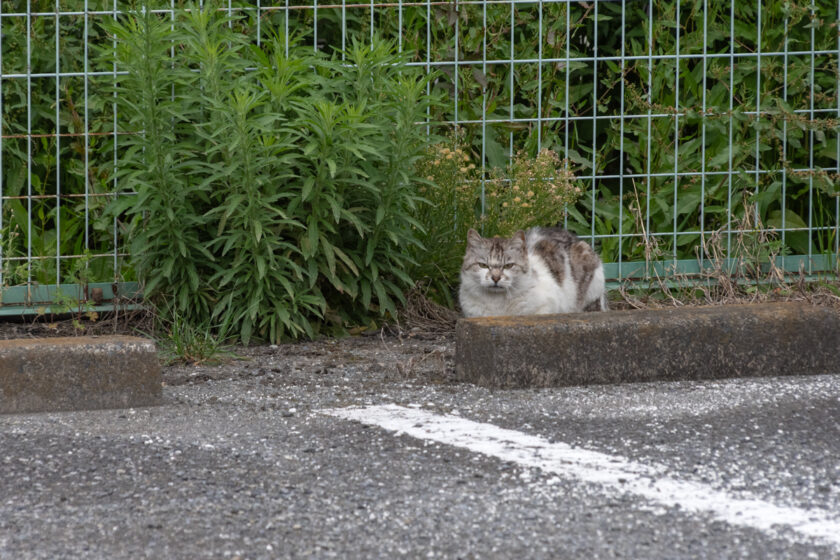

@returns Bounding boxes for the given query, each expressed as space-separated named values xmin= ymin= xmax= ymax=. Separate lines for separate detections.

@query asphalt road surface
xmin=1 ymin=342 xmax=839 ymax=559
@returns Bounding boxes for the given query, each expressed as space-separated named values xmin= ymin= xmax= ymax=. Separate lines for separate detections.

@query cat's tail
xmin=599 ymin=292 xmax=609 ymax=311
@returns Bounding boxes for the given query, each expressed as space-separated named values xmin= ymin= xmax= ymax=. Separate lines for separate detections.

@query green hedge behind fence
xmin=1 ymin=0 xmax=838 ymax=290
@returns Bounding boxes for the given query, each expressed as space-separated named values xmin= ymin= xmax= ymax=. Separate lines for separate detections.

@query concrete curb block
xmin=455 ymin=303 xmax=840 ymax=389
xmin=0 ymin=336 xmax=161 ymax=414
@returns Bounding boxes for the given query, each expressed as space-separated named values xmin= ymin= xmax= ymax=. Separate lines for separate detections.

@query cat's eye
xmin=477 ymin=263 xmax=489 ymax=269
xmin=503 ymin=263 xmax=515 ymax=269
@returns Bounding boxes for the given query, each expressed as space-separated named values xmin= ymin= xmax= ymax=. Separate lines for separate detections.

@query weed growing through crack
xmin=156 ymin=314 xmax=237 ymax=366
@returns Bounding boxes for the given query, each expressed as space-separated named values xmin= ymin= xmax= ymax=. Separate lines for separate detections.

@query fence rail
xmin=1 ymin=0 xmax=838 ymax=312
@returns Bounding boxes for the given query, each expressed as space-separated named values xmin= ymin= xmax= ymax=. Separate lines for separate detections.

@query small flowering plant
xmin=411 ymin=138 xmax=482 ymax=304
xmin=415 ymin=142 xmax=481 ymax=207
xmin=411 ymin=136 xmax=585 ymax=306
xmin=483 ymin=148 xmax=584 ymax=237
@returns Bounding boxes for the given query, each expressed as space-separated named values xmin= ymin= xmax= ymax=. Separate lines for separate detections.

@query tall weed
xmin=101 ymin=2 xmax=436 ymax=342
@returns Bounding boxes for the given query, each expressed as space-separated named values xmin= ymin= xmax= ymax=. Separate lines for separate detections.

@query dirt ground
xmin=161 ymin=330 xmax=456 ymax=388
xmin=0 ymin=313 xmax=457 ymax=388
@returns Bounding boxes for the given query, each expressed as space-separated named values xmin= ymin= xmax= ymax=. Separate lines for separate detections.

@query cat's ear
xmin=513 ymin=230 xmax=526 ymax=245
xmin=467 ymin=228 xmax=482 ymax=245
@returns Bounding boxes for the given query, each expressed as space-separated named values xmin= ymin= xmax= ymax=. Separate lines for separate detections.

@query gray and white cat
xmin=458 ymin=227 xmax=608 ymax=318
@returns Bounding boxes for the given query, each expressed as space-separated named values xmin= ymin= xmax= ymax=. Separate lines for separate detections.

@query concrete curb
xmin=455 ymin=303 xmax=840 ymax=389
xmin=0 ymin=336 xmax=161 ymax=414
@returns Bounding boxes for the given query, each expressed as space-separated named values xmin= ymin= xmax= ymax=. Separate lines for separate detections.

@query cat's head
xmin=461 ymin=228 xmax=529 ymax=291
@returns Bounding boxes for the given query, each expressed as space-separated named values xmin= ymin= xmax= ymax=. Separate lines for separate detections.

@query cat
xmin=458 ymin=226 xmax=608 ymax=318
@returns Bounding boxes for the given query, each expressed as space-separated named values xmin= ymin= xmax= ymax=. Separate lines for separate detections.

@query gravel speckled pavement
xmin=1 ymin=334 xmax=839 ymax=559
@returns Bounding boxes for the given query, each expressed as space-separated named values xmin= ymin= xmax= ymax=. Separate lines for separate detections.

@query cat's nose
xmin=490 ymin=272 xmax=502 ymax=284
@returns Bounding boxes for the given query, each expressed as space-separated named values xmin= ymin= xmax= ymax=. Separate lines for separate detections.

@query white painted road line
xmin=322 ymin=404 xmax=840 ymax=549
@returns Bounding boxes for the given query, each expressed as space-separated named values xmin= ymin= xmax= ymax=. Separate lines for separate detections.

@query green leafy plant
xmin=100 ymin=2 xmax=436 ymax=342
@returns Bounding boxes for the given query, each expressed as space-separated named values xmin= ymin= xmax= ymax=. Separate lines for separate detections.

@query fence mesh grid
xmin=1 ymin=0 xmax=838 ymax=307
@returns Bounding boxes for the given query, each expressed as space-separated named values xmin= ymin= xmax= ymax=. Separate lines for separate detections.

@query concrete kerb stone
xmin=455 ymin=302 xmax=840 ymax=389
xmin=0 ymin=336 xmax=162 ymax=414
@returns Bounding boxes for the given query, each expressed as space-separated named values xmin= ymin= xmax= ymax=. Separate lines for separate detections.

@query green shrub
xmin=101 ymin=2 xmax=436 ymax=342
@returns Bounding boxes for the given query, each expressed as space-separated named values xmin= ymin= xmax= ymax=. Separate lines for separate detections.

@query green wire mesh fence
xmin=0 ymin=0 xmax=838 ymax=312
